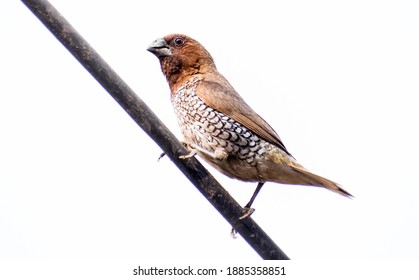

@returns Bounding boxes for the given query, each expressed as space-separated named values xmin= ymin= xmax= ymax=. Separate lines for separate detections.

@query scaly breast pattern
xmin=171 ymin=77 xmax=270 ymax=168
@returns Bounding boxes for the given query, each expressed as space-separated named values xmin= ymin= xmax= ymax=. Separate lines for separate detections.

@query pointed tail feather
xmin=291 ymin=166 xmax=353 ymax=198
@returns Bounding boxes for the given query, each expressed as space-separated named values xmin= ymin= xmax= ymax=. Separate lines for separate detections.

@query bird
xmin=147 ymin=34 xmax=352 ymax=219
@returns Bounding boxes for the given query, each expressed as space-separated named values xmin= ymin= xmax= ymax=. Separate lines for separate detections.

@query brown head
xmin=147 ymin=34 xmax=216 ymax=93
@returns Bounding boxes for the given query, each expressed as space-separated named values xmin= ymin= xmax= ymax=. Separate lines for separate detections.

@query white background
xmin=1 ymin=0 xmax=418 ymax=262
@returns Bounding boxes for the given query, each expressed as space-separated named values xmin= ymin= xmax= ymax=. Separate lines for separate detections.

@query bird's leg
xmin=239 ymin=182 xmax=264 ymax=220
xmin=231 ymin=182 xmax=265 ymax=238
xmin=177 ymin=141 xmax=197 ymax=159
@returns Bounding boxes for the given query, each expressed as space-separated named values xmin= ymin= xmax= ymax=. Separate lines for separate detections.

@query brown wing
xmin=196 ymin=74 xmax=293 ymax=157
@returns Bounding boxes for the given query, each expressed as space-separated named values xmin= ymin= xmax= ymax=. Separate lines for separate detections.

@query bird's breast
xmin=171 ymin=78 xmax=272 ymax=176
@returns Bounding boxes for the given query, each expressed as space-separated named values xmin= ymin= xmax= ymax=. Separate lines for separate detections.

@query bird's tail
xmin=291 ymin=165 xmax=353 ymax=198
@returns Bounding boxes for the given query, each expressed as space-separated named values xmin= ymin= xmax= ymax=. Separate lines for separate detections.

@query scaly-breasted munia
xmin=147 ymin=34 xmax=351 ymax=217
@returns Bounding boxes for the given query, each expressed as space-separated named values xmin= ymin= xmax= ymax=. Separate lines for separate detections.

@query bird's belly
xmin=198 ymin=151 xmax=262 ymax=182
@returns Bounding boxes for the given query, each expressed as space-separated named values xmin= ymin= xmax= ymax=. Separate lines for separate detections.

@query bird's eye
xmin=173 ymin=37 xmax=185 ymax=46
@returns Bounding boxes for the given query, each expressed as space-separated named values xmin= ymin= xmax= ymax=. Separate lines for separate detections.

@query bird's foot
xmin=230 ymin=207 xmax=256 ymax=238
xmin=178 ymin=142 xmax=197 ymax=159
xmin=239 ymin=207 xmax=255 ymax=220
xmin=179 ymin=142 xmax=228 ymax=160
xmin=179 ymin=150 xmax=197 ymax=159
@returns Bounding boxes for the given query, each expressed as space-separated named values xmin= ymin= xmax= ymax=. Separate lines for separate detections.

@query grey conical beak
xmin=147 ymin=38 xmax=172 ymax=57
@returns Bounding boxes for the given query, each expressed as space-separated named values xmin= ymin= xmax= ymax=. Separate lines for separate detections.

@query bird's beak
xmin=147 ymin=38 xmax=172 ymax=57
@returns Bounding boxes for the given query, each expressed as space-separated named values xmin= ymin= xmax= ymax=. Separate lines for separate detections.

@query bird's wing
xmin=196 ymin=77 xmax=292 ymax=157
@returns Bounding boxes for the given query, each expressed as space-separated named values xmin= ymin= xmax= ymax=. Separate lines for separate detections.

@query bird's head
xmin=147 ymin=34 xmax=216 ymax=90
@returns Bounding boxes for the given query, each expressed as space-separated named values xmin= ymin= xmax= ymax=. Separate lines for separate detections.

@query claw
xmin=239 ymin=207 xmax=255 ymax=220
xmin=179 ymin=149 xmax=197 ymax=159
xmin=230 ymin=207 xmax=256 ymax=238
xmin=180 ymin=141 xmax=227 ymax=161
xmin=158 ymin=152 xmax=166 ymax=161
xmin=230 ymin=227 xmax=239 ymax=239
